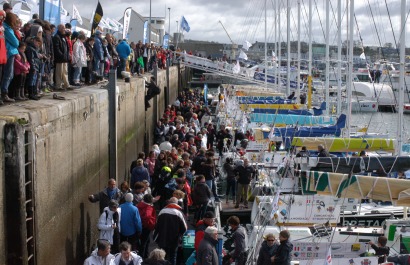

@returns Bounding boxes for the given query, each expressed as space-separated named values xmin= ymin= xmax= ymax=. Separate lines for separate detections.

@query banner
xmin=72 ymin=4 xmax=83 ymax=25
xmin=163 ymin=34 xmax=169 ymax=49
xmin=180 ymin=16 xmax=190 ymax=32
xmin=91 ymin=1 xmax=103 ymax=35
xmin=43 ymin=0 xmax=61 ymax=26
xmin=122 ymin=7 xmax=132 ymax=40
xmin=243 ymin=40 xmax=252 ymax=51
xmin=143 ymin=20 xmax=148 ymax=44
xmin=106 ymin=18 xmax=119 ymax=31
xmin=203 ymin=84 xmax=208 ymax=106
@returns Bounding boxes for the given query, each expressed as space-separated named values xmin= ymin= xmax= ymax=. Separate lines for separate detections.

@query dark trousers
xmin=194 ymin=203 xmax=208 ymax=223
xmin=120 ymin=232 xmax=139 ymax=251
xmin=226 ymin=178 xmax=236 ymax=198
xmin=160 ymin=245 xmax=178 ymax=265
xmin=139 ymin=228 xmax=151 ymax=258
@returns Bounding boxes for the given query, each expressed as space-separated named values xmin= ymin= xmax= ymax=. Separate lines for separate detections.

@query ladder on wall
xmin=4 ymin=124 xmax=36 ymax=265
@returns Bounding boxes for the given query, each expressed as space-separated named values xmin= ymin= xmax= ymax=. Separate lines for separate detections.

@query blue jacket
xmin=119 ymin=202 xmax=142 ymax=236
xmin=93 ymin=36 xmax=104 ymax=61
xmin=3 ymin=22 xmax=19 ymax=58
xmin=131 ymin=166 xmax=151 ymax=188
xmin=116 ymin=41 xmax=131 ymax=59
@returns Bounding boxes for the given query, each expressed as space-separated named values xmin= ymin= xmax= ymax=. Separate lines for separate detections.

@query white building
xmin=119 ymin=9 xmax=164 ymax=45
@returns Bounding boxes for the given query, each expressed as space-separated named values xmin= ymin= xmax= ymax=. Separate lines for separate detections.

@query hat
xmin=125 ymin=193 xmax=133 ymax=202
xmin=108 ymin=199 xmax=119 ymax=209
xmin=204 ymin=211 xmax=215 ymax=219
xmin=3 ymin=2 xmax=12 ymax=11
xmin=95 ymin=30 xmax=102 ymax=35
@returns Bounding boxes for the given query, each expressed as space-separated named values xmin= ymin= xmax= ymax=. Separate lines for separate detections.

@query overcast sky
xmin=63 ymin=0 xmax=410 ymax=47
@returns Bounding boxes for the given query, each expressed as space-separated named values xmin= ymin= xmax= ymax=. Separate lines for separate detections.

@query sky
xmin=61 ymin=0 xmax=410 ymax=47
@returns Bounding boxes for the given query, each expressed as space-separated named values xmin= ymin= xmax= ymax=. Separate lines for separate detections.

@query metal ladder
xmin=312 ymin=223 xmax=332 ymax=242
xmin=24 ymin=130 xmax=36 ymax=265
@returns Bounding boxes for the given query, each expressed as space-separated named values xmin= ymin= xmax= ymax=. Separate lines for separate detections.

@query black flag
xmin=91 ymin=1 xmax=103 ymax=35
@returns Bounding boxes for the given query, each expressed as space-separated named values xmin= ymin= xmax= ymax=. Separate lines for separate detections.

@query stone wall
xmin=0 ymin=66 xmax=182 ymax=265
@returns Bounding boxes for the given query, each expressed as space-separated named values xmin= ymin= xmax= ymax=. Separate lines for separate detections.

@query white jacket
xmin=84 ymin=249 xmax=115 ymax=265
xmin=97 ymin=207 xmax=121 ymax=244
xmin=73 ymin=40 xmax=87 ymax=68
xmin=114 ymin=252 xmax=142 ymax=265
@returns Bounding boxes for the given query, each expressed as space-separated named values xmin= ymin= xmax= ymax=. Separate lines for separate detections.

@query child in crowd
xmin=368 ymin=236 xmax=390 ymax=264
xmin=13 ymin=41 xmax=30 ymax=100
xmin=133 ymin=182 xmax=146 ymax=205
xmin=25 ymin=36 xmax=42 ymax=100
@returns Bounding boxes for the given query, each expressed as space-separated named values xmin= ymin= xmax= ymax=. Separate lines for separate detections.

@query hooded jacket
xmin=119 ymin=202 xmax=142 ymax=237
xmin=3 ymin=22 xmax=18 ymax=58
xmin=191 ymin=182 xmax=211 ymax=206
xmin=97 ymin=206 xmax=121 ymax=244
xmin=113 ymin=251 xmax=142 ymax=265
xmin=136 ymin=201 xmax=156 ymax=231
xmin=84 ymin=248 xmax=115 ymax=265
xmin=197 ymin=233 xmax=219 ymax=265
xmin=273 ymin=239 xmax=293 ymax=265
xmin=257 ymin=240 xmax=279 ymax=265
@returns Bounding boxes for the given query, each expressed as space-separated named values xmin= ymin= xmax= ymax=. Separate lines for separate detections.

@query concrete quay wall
xmin=0 ymin=66 xmax=182 ymax=265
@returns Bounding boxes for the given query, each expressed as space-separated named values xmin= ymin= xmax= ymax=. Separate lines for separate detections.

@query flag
xmin=122 ymin=7 xmax=132 ymax=40
xmin=324 ymin=247 xmax=332 ymax=265
xmin=243 ymin=40 xmax=252 ymax=51
xmin=180 ymin=16 xmax=190 ymax=32
xmin=232 ymin=61 xmax=240 ymax=74
xmin=204 ymin=84 xmax=208 ymax=106
xmin=239 ymin=50 xmax=248 ymax=60
xmin=268 ymin=126 xmax=275 ymax=140
xmin=269 ymin=190 xmax=281 ymax=219
xmin=106 ymin=18 xmax=119 ymax=31
xmin=44 ymin=0 xmax=61 ymax=26
xmin=91 ymin=1 xmax=103 ymax=35
xmin=143 ymin=20 xmax=148 ymax=44
xmin=72 ymin=4 xmax=83 ymax=25
xmin=163 ymin=34 xmax=169 ymax=49
xmin=98 ymin=18 xmax=109 ymax=30
xmin=360 ymin=52 xmax=366 ymax=60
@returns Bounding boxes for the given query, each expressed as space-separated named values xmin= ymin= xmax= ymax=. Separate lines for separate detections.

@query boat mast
xmin=308 ymin=0 xmax=312 ymax=109
xmin=287 ymin=0 xmax=291 ymax=95
xmin=264 ymin=0 xmax=268 ymax=89
xmin=397 ymin=0 xmax=406 ymax=155
xmin=347 ymin=0 xmax=354 ymax=136
xmin=275 ymin=0 xmax=278 ymax=91
xmin=278 ymin=1 xmax=282 ymax=93
xmin=297 ymin=0 xmax=301 ymax=102
xmin=337 ymin=0 xmax=342 ymax=115
xmin=325 ymin=0 xmax=330 ymax=116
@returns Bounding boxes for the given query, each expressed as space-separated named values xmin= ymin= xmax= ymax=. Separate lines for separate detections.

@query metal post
xmin=108 ymin=69 xmax=118 ymax=180
xmin=148 ymin=0 xmax=151 ymax=44
xmin=168 ymin=7 xmax=171 ymax=34
xmin=166 ymin=59 xmax=170 ymax=107
xmin=217 ymin=231 xmax=223 ymax=265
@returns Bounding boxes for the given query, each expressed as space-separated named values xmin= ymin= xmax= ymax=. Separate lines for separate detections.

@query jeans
xmin=1 ymin=54 xmax=15 ymax=93
xmin=73 ymin=67 xmax=82 ymax=83
xmin=226 ymin=178 xmax=236 ymax=198
xmin=205 ymin=179 xmax=219 ymax=199
xmin=120 ymin=232 xmax=139 ymax=251
xmin=118 ymin=58 xmax=126 ymax=77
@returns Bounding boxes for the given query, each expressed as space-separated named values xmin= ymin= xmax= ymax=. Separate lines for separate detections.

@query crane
xmin=218 ymin=20 xmax=238 ymax=59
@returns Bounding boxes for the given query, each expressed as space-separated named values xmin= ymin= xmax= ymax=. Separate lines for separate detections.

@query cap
xmin=204 ymin=211 xmax=215 ymax=219
xmin=95 ymin=30 xmax=102 ymax=35
xmin=108 ymin=199 xmax=119 ymax=209
xmin=125 ymin=193 xmax=133 ymax=202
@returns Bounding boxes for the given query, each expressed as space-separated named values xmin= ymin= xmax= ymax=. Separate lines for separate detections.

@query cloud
xmin=61 ymin=0 xmax=410 ymax=46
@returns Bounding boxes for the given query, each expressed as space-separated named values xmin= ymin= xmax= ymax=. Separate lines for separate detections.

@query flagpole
xmin=148 ymin=0 xmax=151 ymax=43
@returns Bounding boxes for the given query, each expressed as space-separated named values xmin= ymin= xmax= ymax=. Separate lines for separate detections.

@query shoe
xmin=14 ymin=96 xmax=24 ymax=101
xmin=44 ymin=88 xmax=52 ymax=93
xmin=73 ymin=83 xmax=81 ymax=87
xmin=2 ymin=95 xmax=15 ymax=102
xmin=29 ymin=95 xmax=40 ymax=100
xmin=66 ymin=86 xmax=74 ymax=90
xmin=0 ymin=100 xmax=4 ymax=105
xmin=234 ymin=205 xmax=239 ymax=209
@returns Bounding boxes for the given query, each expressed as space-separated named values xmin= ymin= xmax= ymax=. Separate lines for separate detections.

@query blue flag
xmin=180 ymin=16 xmax=190 ymax=32
xmin=163 ymin=34 xmax=169 ymax=49
xmin=204 ymin=84 xmax=208 ymax=106
xmin=143 ymin=21 xmax=148 ymax=44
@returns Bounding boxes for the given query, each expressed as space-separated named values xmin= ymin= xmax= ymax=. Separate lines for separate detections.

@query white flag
xmin=243 ymin=40 xmax=252 ymax=51
xmin=268 ymin=126 xmax=275 ymax=140
xmin=239 ymin=50 xmax=248 ymax=60
xmin=72 ymin=4 xmax=83 ymax=25
xmin=324 ymin=247 xmax=332 ymax=265
xmin=122 ymin=7 xmax=132 ymax=40
xmin=232 ymin=61 xmax=240 ymax=74
xmin=360 ymin=52 xmax=366 ymax=60
xmin=106 ymin=18 xmax=119 ymax=31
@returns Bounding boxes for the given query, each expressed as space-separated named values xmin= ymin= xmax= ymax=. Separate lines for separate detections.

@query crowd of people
xmin=0 ymin=3 xmax=174 ymax=104
xmin=84 ymin=87 xmax=275 ymax=265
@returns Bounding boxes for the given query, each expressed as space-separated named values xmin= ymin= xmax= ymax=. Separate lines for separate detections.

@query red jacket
xmin=0 ymin=27 xmax=6 ymax=64
xmin=194 ymin=220 xmax=207 ymax=251
xmin=137 ymin=201 xmax=156 ymax=231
